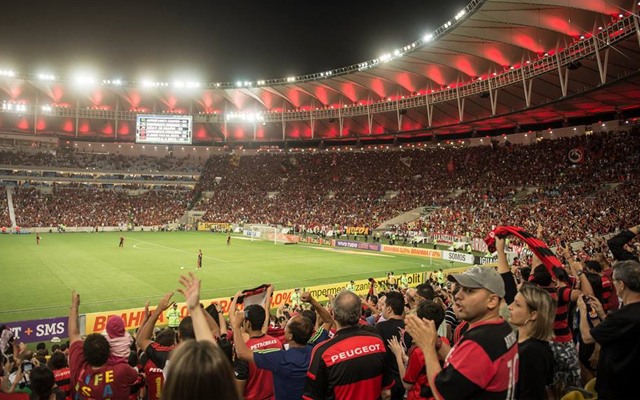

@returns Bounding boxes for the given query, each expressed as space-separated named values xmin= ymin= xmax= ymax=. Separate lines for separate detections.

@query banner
xmin=300 ymin=236 xmax=333 ymax=246
xmin=381 ymin=245 xmax=441 ymax=259
xmin=197 ymin=222 xmax=230 ymax=232
xmin=441 ymin=250 xmax=475 ymax=264
xmin=5 ymin=317 xmax=68 ymax=344
xmin=472 ymin=237 xmax=488 ymax=253
xmin=335 ymin=240 xmax=381 ymax=252
xmin=433 ymin=233 xmax=463 ymax=245
xmin=83 ymin=273 xmax=425 ymax=334
xmin=474 ymin=255 xmax=498 ymax=265
xmin=344 ymin=226 xmax=371 ymax=236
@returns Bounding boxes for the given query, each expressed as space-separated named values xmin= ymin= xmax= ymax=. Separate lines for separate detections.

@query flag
xmin=568 ymin=148 xmax=584 ymax=164
xmin=447 ymin=158 xmax=456 ymax=173
xmin=400 ymin=156 xmax=412 ymax=168
xmin=232 ymin=284 xmax=271 ymax=307
xmin=484 ymin=226 xmax=560 ymax=280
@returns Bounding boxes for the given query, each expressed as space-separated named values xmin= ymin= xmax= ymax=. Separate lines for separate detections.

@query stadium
xmin=1 ymin=0 xmax=640 ymax=399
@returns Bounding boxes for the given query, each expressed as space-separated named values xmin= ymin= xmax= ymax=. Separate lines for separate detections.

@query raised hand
xmin=387 ymin=335 xmax=404 ymax=358
xmin=300 ymin=291 xmax=312 ymax=303
xmin=537 ymin=223 xmax=543 ymax=239
xmin=177 ymin=272 xmax=200 ymax=310
xmin=143 ymin=301 xmax=151 ymax=319
xmin=405 ymin=314 xmax=438 ymax=352
xmin=71 ymin=290 xmax=80 ymax=308
xmin=156 ymin=291 xmax=175 ymax=313
xmin=231 ymin=309 xmax=244 ymax=330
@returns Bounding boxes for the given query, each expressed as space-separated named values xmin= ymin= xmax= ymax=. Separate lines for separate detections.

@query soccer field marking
xmin=126 ymin=236 xmax=229 ymax=262
xmin=132 ymin=243 xmax=174 ymax=251
xmin=0 ymin=265 xmax=440 ymax=315
xmin=302 ymin=245 xmax=395 ymax=258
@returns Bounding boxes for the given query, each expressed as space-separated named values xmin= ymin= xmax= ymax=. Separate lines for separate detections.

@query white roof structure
xmin=1 ymin=0 xmax=639 ymax=143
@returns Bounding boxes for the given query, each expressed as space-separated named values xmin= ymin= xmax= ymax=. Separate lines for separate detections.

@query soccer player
xmin=197 ymin=249 xmax=203 ymax=270
xmin=227 ymin=232 xmax=231 ymax=246
xmin=119 ymin=236 xmax=124 ymax=247
xmin=36 ymin=233 xmax=40 ymax=246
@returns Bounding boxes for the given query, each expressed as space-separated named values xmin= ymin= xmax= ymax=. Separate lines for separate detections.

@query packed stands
xmin=0 ymin=150 xmax=203 ymax=173
xmin=11 ymin=186 xmax=189 ymax=228
xmin=194 ymin=128 xmax=640 ymax=243
xmin=0 ymin=189 xmax=10 ymax=228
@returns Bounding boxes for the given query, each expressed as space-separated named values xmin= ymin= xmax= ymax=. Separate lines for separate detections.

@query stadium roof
xmin=0 ymin=0 xmax=639 ymax=142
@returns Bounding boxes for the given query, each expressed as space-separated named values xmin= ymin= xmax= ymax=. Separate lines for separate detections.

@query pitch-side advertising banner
xmin=381 ymin=245 xmax=442 ymax=259
xmin=441 ymin=250 xmax=475 ymax=264
xmin=83 ymin=273 xmax=424 ymax=334
xmin=334 ymin=240 xmax=381 ymax=251
xmin=4 ymin=317 xmax=68 ymax=344
xmin=344 ymin=226 xmax=371 ymax=236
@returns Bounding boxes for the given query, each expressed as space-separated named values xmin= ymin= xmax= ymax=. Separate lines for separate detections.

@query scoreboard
xmin=135 ymin=114 xmax=192 ymax=144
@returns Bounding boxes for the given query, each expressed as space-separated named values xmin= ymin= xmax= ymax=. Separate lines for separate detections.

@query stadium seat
xmin=585 ymin=378 xmax=597 ymax=398
xmin=0 ymin=393 xmax=29 ymax=400
xmin=561 ymin=391 xmax=586 ymax=400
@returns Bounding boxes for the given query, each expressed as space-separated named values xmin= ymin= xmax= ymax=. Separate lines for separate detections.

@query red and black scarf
xmin=484 ymin=226 xmax=560 ymax=280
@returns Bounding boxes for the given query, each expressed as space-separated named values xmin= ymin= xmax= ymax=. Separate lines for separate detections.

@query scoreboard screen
xmin=135 ymin=114 xmax=192 ymax=144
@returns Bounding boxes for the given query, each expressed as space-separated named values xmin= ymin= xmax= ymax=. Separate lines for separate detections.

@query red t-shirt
xmin=403 ymin=338 xmax=450 ymax=400
xmin=69 ymin=341 xmax=138 ymax=400
xmin=53 ymin=367 xmax=71 ymax=400
xmin=234 ymin=334 xmax=282 ymax=400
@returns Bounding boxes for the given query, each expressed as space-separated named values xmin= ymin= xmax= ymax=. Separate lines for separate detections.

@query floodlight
xmin=423 ymin=34 xmax=433 ymax=42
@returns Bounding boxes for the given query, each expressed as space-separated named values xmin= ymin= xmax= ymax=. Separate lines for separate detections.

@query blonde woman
xmin=508 ymin=283 xmax=557 ymax=400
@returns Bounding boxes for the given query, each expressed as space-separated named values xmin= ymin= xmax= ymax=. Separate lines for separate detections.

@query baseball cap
xmin=447 ymin=266 xmax=506 ymax=298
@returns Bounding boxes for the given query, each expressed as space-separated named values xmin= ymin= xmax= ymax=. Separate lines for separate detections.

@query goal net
xmin=244 ymin=224 xmax=299 ymax=245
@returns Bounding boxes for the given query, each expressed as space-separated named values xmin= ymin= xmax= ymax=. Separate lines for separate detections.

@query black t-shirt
xmin=516 ymin=338 xmax=554 ymax=400
xmin=500 ymin=272 xmax=517 ymax=305
xmin=590 ymin=302 xmax=640 ymax=400
xmin=375 ymin=318 xmax=406 ymax=385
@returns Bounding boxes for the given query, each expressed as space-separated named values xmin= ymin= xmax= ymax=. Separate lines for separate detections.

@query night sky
xmin=0 ymin=0 xmax=469 ymax=83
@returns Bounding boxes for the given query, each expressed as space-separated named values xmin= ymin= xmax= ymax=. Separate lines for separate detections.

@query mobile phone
xmin=21 ymin=361 xmax=33 ymax=372
xmin=561 ymin=240 xmax=567 ymax=248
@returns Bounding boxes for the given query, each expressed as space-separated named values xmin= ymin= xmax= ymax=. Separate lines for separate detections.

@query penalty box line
xmin=126 ymin=236 xmax=229 ymax=263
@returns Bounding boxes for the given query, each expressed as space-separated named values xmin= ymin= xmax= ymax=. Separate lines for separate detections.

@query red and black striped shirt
xmin=303 ymin=326 xmax=393 ymax=400
xmin=53 ymin=367 xmax=71 ymax=400
xmin=433 ymin=319 xmax=519 ymax=400
xmin=541 ymin=285 xmax=573 ymax=342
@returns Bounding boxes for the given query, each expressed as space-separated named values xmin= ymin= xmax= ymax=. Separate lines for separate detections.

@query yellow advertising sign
xmin=197 ymin=222 xmax=230 ymax=231
xmin=382 ymin=245 xmax=441 ymax=259
xmin=83 ymin=272 xmax=425 ymax=334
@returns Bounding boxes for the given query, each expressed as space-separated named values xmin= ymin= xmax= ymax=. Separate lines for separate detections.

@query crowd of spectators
xmin=11 ymin=186 xmax=189 ymax=228
xmin=0 ymin=190 xmax=10 ymax=228
xmin=194 ymin=129 xmax=640 ymax=246
xmin=0 ymin=150 xmax=203 ymax=173
xmin=3 ymin=224 xmax=638 ymax=400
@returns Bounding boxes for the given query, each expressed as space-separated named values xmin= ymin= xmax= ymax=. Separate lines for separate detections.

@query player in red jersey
xmin=37 ymin=233 xmax=40 ymax=246
xmin=197 ymin=250 xmax=203 ymax=270
xmin=119 ymin=236 xmax=125 ymax=247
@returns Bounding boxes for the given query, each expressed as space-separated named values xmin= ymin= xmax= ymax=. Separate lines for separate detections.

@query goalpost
xmin=244 ymin=224 xmax=299 ymax=245
xmin=246 ymin=224 xmax=277 ymax=245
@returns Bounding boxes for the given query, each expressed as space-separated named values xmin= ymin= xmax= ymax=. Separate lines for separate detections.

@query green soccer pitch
xmin=0 ymin=231 xmax=466 ymax=323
